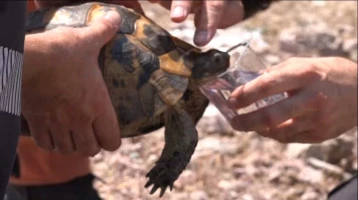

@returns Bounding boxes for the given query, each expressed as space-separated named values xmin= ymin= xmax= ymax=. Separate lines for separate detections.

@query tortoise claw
xmin=159 ymin=186 xmax=168 ymax=198
xmin=144 ymin=179 xmax=153 ymax=188
xmin=145 ymin=160 xmax=177 ymax=197
xmin=150 ymin=184 xmax=159 ymax=195
xmin=144 ymin=108 xmax=198 ymax=197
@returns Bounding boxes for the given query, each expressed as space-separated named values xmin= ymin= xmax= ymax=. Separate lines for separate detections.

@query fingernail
xmin=171 ymin=6 xmax=186 ymax=19
xmin=194 ymin=30 xmax=209 ymax=46
xmin=105 ymin=11 xmax=121 ymax=28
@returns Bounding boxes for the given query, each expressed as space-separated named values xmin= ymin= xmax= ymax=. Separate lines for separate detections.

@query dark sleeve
xmin=241 ymin=0 xmax=274 ymax=19
xmin=328 ymin=174 xmax=358 ymax=200
xmin=0 ymin=1 xmax=26 ymax=199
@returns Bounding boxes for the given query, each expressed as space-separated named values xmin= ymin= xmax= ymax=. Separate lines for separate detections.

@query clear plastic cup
xmin=199 ymin=40 xmax=287 ymax=121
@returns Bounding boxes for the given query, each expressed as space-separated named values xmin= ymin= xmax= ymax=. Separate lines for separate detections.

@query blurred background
xmin=91 ymin=1 xmax=357 ymax=200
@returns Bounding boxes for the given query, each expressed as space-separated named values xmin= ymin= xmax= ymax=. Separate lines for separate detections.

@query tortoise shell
xmin=24 ymin=2 xmax=231 ymax=197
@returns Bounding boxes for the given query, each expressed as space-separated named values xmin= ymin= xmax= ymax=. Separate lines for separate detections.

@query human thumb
xmin=82 ymin=10 xmax=121 ymax=48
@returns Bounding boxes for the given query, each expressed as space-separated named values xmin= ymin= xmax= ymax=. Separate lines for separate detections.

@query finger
xmin=28 ymin=123 xmax=54 ymax=150
xmin=82 ymin=10 xmax=121 ymax=49
xmin=230 ymin=89 xmax=316 ymax=132
xmin=170 ymin=0 xmax=192 ymax=22
xmin=194 ymin=0 xmax=226 ymax=46
xmin=23 ymin=114 xmax=54 ymax=149
xmin=258 ymin=116 xmax=316 ymax=143
xmin=92 ymin=95 xmax=121 ymax=152
xmin=228 ymin=65 xmax=317 ymax=109
xmin=50 ymin=126 xmax=75 ymax=153
xmin=71 ymin=124 xmax=100 ymax=156
xmin=276 ymin=130 xmax=322 ymax=144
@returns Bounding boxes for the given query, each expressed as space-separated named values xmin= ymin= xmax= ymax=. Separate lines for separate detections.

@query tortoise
xmin=23 ymin=2 xmax=240 ymax=197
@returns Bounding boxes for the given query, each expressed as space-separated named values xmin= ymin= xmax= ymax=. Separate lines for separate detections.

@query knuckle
xmin=86 ymin=146 xmax=101 ymax=156
xmin=298 ymin=64 xmax=322 ymax=81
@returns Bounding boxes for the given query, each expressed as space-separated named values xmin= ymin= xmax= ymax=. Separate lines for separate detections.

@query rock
xmin=286 ymin=135 xmax=354 ymax=166
xmin=286 ymin=144 xmax=312 ymax=159
xmin=298 ymin=166 xmax=324 ymax=184
xmin=218 ymin=180 xmax=235 ymax=191
xmin=249 ymin=30 xmax=271 ymax=54
xmin=175 ymin=170 xmax=197 ymax=189
xmin=147 ymin=154 xmax=158 ymax=164
xmin=190 ymin=191 xmax=209 ymax=200
xmin=229 ymin=191 xmax=239 ymax=199
xmin=306 ymin=157 xmax=351 ymax=180
xmin=301 ymin=190 xmax=320 ymax=200
xmin=312 ymin=0 xmax=327 ymax=6
xmin=208 ymin=27 xmax=252 ymax=51
xmin=171 ymin=193 xmax=189 ymax=200
xmin=196 ymin=137 xmax=241 ymax=155
xmin=264 ymin=54 xmax=281 ymax=65
xmin=305 ymin=136 xmax=354 ymax=164
xmin=278 ymin=24 xmax=352 ymax=57
xmin=196 ymin=137 xmax=221 ymax=151
xmin=242 ymin=194 xmax=254 ymax=200
xmin=279 ymin=28 xmax=303 ymax=54
xmin=343 ymin=38 xmax=357 ymax=52
xmin=233 ymin=167 xmax=246 ymax=178
xmin=268 ymin=169 xmax=283 ymax=183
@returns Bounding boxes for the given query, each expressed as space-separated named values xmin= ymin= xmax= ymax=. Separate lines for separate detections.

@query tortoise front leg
xmin=145 ymin=107 xmax=198 ymax=197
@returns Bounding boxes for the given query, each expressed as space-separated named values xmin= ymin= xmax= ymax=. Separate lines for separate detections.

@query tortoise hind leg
xmin=145 ymin=107 xmax=198 ymax=197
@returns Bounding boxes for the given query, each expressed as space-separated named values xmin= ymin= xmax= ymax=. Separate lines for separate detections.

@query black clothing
xmin=4 ymin=174 xmax=101 ymax=200
xmin=0 ymin=1 xmax=26 ymax=199
xmin=328 ymin=174 xmax=358 ymax=200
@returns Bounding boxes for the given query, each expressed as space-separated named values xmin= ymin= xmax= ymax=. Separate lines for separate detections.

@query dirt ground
xmin=91 ymin=1 xmax=358 ymax=200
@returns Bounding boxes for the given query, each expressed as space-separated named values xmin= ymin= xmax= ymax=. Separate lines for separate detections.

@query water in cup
xmin=199 ymin=40 xmax=287 ymax=121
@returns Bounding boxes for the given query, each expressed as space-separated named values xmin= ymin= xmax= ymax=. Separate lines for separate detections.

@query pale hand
xmin=22 ymin=11 xmax=122 ymax=156
xmin=149 ymin=0 xmax=245 ymax=46
xmin=228 ymin=57 xmax=357 ymax=143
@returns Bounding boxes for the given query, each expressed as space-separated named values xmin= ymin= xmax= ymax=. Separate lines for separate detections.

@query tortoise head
xmin=189 ymin=42 xmax=248 ymax=83
xmin=190 ymin=49 xmax=230 ymax=82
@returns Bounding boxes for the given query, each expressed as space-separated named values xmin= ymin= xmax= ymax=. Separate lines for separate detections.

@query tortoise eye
xmin=214 ymin=53 xmax=222 ymax=63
